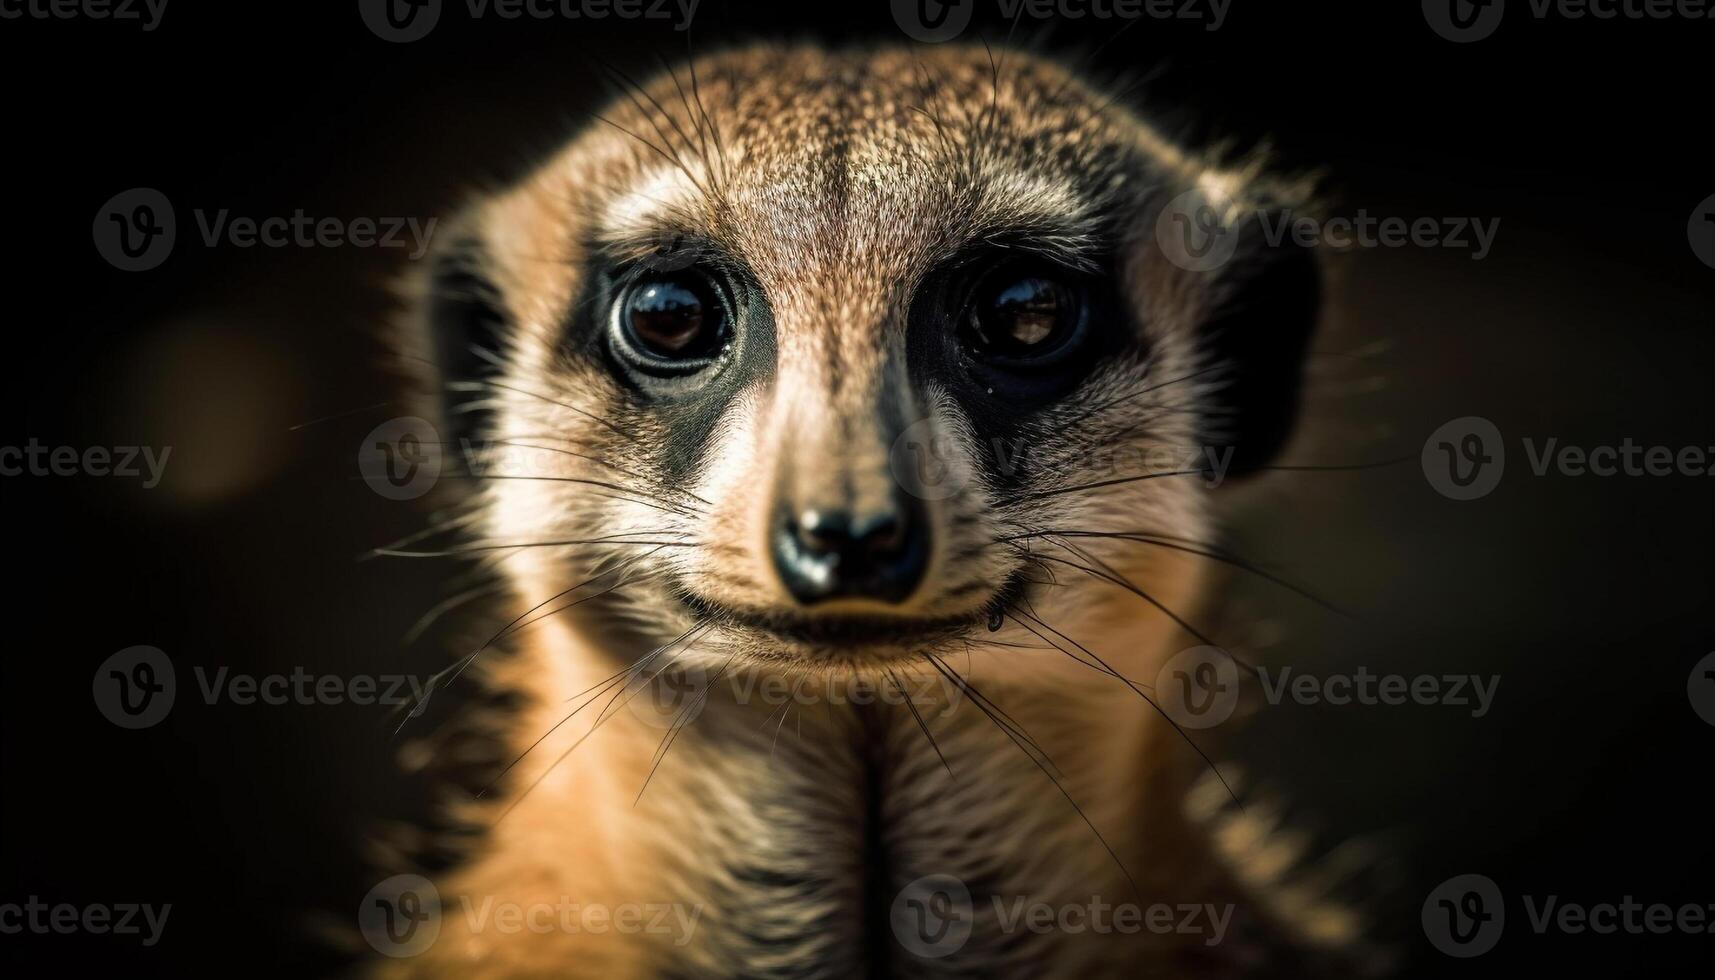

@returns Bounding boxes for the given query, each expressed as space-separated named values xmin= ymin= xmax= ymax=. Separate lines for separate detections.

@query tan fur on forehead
xmin=445 ymin=42 xmax=1312 ymax=393
xmin=498 ymin=44 xmax=1268 ymax=265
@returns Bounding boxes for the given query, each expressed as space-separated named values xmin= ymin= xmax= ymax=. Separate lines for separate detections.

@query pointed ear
xmin=1149 ymin=184 xmax=1322 ymax=480
xmin=396 ymin=215 xmax=510 ymax=449
xmin=1195 ymin=210 xmax=1320 ymax=479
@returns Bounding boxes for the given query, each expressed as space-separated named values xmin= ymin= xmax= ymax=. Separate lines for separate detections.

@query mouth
xmin=674 ymin=582 xmax=1021 ymax=661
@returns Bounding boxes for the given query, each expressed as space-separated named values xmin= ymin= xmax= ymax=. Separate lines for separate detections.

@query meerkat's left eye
xmin=611 ymin=269 xmax=731 ymax=372
xmin=960 ymin=262 xmax=1087 ymax=362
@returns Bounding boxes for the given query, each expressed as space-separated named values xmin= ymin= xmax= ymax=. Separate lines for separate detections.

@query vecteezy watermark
xmin=358 ymin=417 xmax=444 ymax=501
xmin=1423 ymin=416 xmax=1715 ymax=500
xmin=627 ymin=664 xmax=969 ymax=729
xmin=93 ymin=188 xmax=439 ymax=272
xmin=93 ymin=646 xmax=437 ymax=729
xmin=1154 ymin=192 xmax=1243 ymax=273
xmin=1424 ymin=874 xmax=1715 ymax=957
xmin=0 ymin=0 xmax=168 ymax=30
xmin=355 ymin=417 xmax=1237 ymax=506
xmin=891 ymin=0 xmax=1228 ymax=44
xmin=1689 ymin=194 xmax=1715 ymax=270
xmin=890 ymin=418 xmax=1236 ymax=502
xmin=1421 ymin=0 xmax=1508 ymax=41
xmin=0 ymin=440 xmax=171 ymax=488
xmin=890 ymin=875 xmax=1233 ymax=958
xmin=1423 ymin=874 xmax=1505 ymax=957
xmin=93 ymin=646 xmax=176 ymax=730
xmin=358 ymin=0 xmax=700 ymax=42
xmin=91 ymin=188 xmax=173 ymax=272
xmin=1156 ymin=646 xmax=1500 ymax=730
xmin=358 ymin=874 xmax=703 ymax=957
xmin=1424 ymin=0 xmax=1715 ymax=42
xmin=892 ymin=874 xmax=974 ymax=958
xmin=0 ymin=898 xmax=171 ymax=947
xmin=1154 ymin=646 xmax=1243 ymax=730
xmin=1257 ymin=210 xmax=1500 ymax=262
xmin=1690 ymin=652 xmax=1715 ymax=726
xmin=1421 ymin=417 xmax=1505 ymax=501
xmin=1154 ymin=191 xmax=1501 ymax=272
xmin=360 ymin=875 xmax=441 ymax=958
xmin=990 ymin=895 xmax=1232 ymax=945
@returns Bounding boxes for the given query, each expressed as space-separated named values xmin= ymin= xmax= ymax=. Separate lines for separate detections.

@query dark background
xmin=1 ymin=1 xmax=1710 ymax=976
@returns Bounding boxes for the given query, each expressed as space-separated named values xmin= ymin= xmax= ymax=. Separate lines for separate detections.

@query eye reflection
xmin=617 ymin=272 xmax=726 ymax=363
xmin=965 ymin=268 xmax=1081 ymax=359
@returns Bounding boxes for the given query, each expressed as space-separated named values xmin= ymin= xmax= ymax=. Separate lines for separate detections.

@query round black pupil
xmin=984 ymin=277 xmax=1064 ymax=349
xmin=629 ymin=280 xmax=706 ymax=355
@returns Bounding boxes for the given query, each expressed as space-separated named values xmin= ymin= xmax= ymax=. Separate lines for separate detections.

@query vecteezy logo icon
xmin=1689 ymin=652 xmax=1715 ymax=726
xmin=358 ymin=874 xmax=441 ymax=957
xmin=358 ymin=417 xmax=443 ymax=501
xmin=92 ymin=646 xmax=177 ymax=729
xmin=1155 ymin=190 xmax=1240 ymax=273
xmin=1687 ymin=194 xmax=1715 ymax=270
xmin=359 ymin=0 xmax=441 ymax=43
xmin=1422 ymin=416 xmax=1505 ymax=500
xmin=1423 ymin=0 xmax=1506 ymax=42
xmin=891 ymin=0 xmax=974 ymax=43
xmin=1422 ymin=874 xmax=1504 ymax=957
xmin=626 ymin=660 xmax=712 ymax=730
xmin=92 ymin=188 xmax=176 ymax=272
xmin=890 ymin=417 xmax=968 ymax=502
xmin=891 ymin=874 xmax=973 ymax=958
xmin=1156 ymin=646 xmax=1241 ymax=730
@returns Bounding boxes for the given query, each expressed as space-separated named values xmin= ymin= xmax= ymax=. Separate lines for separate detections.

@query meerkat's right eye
xmin=956 ymin=258 xmax=1091 ymax=368
xmin=611 ymin=269 xmax=731 ymax=371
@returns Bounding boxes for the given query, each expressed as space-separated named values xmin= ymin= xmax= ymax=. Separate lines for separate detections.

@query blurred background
xmin=1 ymin=1 xmax=1709 ymax=976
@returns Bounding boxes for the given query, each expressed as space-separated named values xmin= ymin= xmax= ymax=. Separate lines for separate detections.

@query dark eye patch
xmin=559 ymin=238 xmax=777 ymax=484
xmin=911 ymin=244 xmax=1131 ymax=403
xmin=901 ymin=243 xmax=1139 ymax=492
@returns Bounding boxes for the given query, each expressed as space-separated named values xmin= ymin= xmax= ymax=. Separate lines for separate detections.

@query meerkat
xmin=378 ymin=43 xmax=1377 ymax=979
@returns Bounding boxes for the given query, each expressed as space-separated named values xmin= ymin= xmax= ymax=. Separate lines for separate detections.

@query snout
xmin=770 ymin=490 xmax=929 ymax=606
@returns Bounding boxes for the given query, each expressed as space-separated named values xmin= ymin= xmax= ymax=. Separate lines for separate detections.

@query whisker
xmin=431 ymin=474 xmax=703 ymax=519
xmin=373 ymin=536 xmax=697 ymax=560
xmin=360 ymin=511 xmax=484 ymax=562
xmin=636 ymin=645 xmax=734 ymax=805
xmin=889 ymin=668 xmax=955 ymax=781
xmin=767 ymin=675 xmax=809 ymax=767
xmin=1007 ymin=609 xmax=1240 ymax=808
xmin=1023 ymin=547 xmax=1218 ymax=651
xmin=287 ymin=401 xmax=392 ymax=432
xmin=492 ymin=623 xmax=712 ymax=821
xmin=484 ymin=623 xmax=701 ymax=798
xmin=995 ymin=529 xmax=1347 ymax=616
xmin=448 ymin=545 xmax=668 ymax=687
xmin=481 ymin=440 xmax=713 ymax=506
xmin=424 ymin=438 xmax=713 ymax=507
xmin=1019 ymin=468 xmax=1205 ymax=502
xmin=925 ymin=652 xmax=1138 ymax=899
xmin=598 ymin=59 xmax=713 ymax=202
xmin=921 ymin=652 xmax=1058 ymax=776
xmin=454 ymin=378 xmax=635 ymax=440
xmin=403 ymin=582 xmax=503 ymax=645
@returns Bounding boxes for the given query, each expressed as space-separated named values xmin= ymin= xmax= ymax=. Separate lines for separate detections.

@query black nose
xmin=771 ymin=493 xmax=929 ymax=605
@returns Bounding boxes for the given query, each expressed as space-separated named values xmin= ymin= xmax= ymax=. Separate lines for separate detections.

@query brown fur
xmin=375 ymin=43 xmax=1376 ymax=979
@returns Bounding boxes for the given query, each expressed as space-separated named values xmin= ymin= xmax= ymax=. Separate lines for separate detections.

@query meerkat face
xmin=407 ymin=45 xmax=1317 ymax=674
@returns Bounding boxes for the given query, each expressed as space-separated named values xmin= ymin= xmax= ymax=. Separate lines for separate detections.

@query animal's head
xmin=402 ymin=44 xmax=1317 ymax=677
